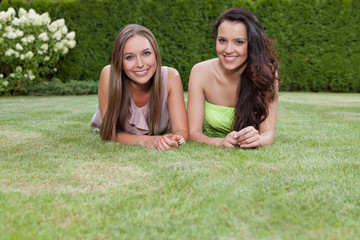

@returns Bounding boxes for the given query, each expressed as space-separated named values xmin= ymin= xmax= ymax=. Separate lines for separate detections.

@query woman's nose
xmin=136 ymin=56 xmax=144 ymax=68
xmin=225 ymin=43 xmax=234 ymax=54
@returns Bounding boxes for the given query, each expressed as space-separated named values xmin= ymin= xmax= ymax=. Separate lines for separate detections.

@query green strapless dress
xmin=203 ymin=101 xmax=235 ymax=136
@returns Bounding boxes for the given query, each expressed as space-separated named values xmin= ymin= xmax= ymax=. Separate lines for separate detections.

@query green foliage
xmin=29 ymin=78 xmax=98 ymax=95
xmin=0 ymin=0 xmax=359 ymax=92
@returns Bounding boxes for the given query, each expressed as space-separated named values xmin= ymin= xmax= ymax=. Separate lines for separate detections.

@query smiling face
xmin=122 ymin=35 xmax=157 ymax=87
xmin=216 ymin=20 xmax=248 ymax=72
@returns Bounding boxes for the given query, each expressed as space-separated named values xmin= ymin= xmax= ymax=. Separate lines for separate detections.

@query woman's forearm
xmin=259 ymin=131 xmax=275 ymax=146
xmin=190 ymin=131 xmax=222 ymax=146
xmin=115 ymin=133 xmax=159 ymax=148
xmin=172 ymin=129 xmax=189 ymax=142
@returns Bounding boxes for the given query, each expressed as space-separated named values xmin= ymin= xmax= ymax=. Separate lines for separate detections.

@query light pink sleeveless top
xmin=90 ymin=66 xmax=171 ymax=135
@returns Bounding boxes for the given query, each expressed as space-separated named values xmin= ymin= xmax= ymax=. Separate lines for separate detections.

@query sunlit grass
xmin=0 ymin=92 xmax=359 ymax=239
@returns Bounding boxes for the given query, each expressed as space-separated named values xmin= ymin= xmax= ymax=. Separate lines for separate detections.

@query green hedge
xmin=1 ymin=0 xmax=359 ymax=92
xmin=29 ymin=78 xmax=98 ymax=96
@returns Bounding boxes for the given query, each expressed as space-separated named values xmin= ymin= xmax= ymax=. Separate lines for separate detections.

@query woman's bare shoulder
xmin=102 ymin=65 xmax=111 ymax=73
xmin=166 ymin=67 xmax=182 ymax=92
xmin=190 ymin=58 xmax=218 ymax=86
xmin=167 ymin=66 xmax=180 ymax=79
xmin=192 ymin=58 xmax=218 ymax=72
xmin=99 ymin=65 xmax=111 ymax=85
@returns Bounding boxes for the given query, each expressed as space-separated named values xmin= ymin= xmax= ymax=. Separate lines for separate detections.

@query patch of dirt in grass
xmin=0 ymin=161 xmax=149 ymax=194
xmin=0 ymin=126 xmax=44 ymax=149
xmin=73 ymin=161 xmax=148 ymax=190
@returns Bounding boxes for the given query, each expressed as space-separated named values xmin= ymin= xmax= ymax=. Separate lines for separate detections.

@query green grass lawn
xmin=0 ymin=92 xmax=359 ymax=239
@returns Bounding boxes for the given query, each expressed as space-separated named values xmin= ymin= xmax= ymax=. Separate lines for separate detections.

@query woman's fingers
xmin=228 ymin=131 xmax=240 ymax=142
xmin=239 ymin=140 xmax=260 ymax=148
xmin=157 ymin=135 xmax=179 ymax=151
xmin=237 ymin=127 xmax=258 ymax=142
xmin=222 ymin=141 xmax=236 ymax=148
xmin=239 ymin=134 xmax=260 ymax=148
xmin=156 ymin=137 xmax=165 ymax=151
xmin=171 ymin=134 xmax=183 ymax=143
xmin=162 ymin=135 xmax=179 ymax=148
xmin=219 ymin=132 xmax=239 ymax=148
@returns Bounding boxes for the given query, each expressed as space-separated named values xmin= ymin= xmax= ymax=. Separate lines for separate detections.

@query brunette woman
xmin=91 ymin=24 xmax=188 ymax=151
xmin=187 ymin=7 xmax=280 ymax=148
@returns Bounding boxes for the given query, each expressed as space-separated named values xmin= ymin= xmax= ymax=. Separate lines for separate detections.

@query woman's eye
xmin=143 ymin=51 xmax=151 ymax=56
xmin=235 ymin=41 xmax=243 ymax=45
xmin=125 ymin=55 xmax=134 ymax=60
xmin=218 ymin=39 xmax=225 ymax=43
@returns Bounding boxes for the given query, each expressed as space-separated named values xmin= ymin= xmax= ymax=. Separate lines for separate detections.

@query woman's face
xmin=216 ymin=20 xmax=248 ymax=72
xmin=122 ymin=35 xmax=157 ymax=87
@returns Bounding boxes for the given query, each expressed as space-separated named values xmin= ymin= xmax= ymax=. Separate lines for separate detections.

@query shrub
xmin=0 ymin=7 xmax=76 ymax=95
xmin=29 ymin=78 xmax=98 ymax=96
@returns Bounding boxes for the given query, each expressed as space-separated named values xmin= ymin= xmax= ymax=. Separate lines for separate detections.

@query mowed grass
xmin=0 ymin=92 xmax=359 ymax=239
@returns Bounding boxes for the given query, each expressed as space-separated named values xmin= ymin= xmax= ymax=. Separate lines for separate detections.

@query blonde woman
xmin=91 ymin=24 xmax=188 ymax=151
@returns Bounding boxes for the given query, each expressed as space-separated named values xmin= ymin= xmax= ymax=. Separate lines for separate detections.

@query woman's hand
xmin=215 ymin=131 xmax=240 ymax=148
xmin=156 ymin=134 xmax=184 ymax=151
xmin=235 ymin=126 xmax=261 ymax=148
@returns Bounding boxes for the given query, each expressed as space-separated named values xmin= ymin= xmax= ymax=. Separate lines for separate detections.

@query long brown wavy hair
xmin=213 ymin=7 xmax=281 ymax=131
xmin=100 ymin=24 xmax=162 ymax=140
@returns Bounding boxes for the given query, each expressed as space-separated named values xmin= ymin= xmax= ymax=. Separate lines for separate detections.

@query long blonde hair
xmin=100 ymin=24 xmax=162 ymax=140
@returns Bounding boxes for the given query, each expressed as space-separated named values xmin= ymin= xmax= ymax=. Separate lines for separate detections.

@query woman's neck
xmin=129 ymin=78 xmax=152 ymax=93
xmin=129 ymin=81 xmax=152 ymax=108
xmin=217 ymin=59 xmax=247 ymax=83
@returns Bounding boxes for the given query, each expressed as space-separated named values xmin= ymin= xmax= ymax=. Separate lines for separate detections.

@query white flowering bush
xmin=0 ymin=7 xmax=76 ymax=95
